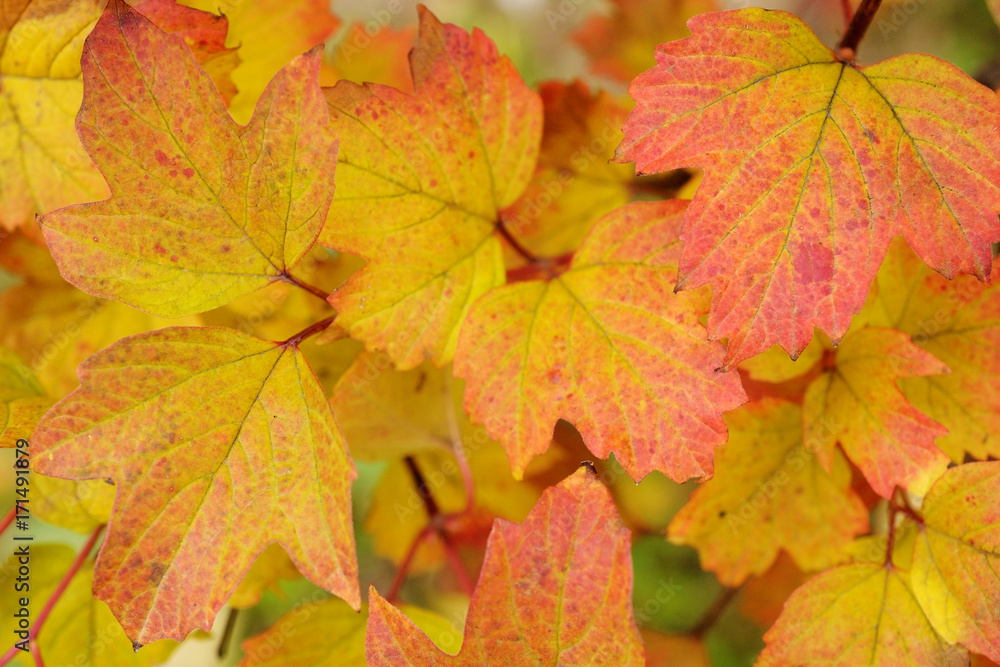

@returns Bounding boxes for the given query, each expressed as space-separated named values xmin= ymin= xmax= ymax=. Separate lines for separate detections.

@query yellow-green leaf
xmin=669 ymin=398 xmax=868 ymax=585
xmin=911 ymin=461 xmax=1000 ymax=661
xmin=869 ymin=238 xmax=1000 ymax=462
xmin=758 ymin=562 xmax=967 ymax=666
xmin=0 ymin=344 xmax=49 ymax=443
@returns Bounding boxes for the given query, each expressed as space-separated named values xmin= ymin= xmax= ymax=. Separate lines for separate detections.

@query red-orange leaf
xmin=39 ymin=0 xmax=338 ymax=317
xmin=32 ymin=327 xmax=358 ymax=645
xmin=617 ymin=9 xmax=1000 ymax=367
xmin=365 ymin=468 xmax=644 ymax=665
xmin=803 ymin=327 xmax=950 ymax=498
xmin=321 ymin=7 xmax=541 ymax=369
xmin=455 ymin=200 xmax=746 ymax=481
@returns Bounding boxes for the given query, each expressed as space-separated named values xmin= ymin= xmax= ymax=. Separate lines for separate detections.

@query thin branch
xmin=837 ymin=0 xmax=883 ymax=59
xmin=690 ymin=586 xmax=739 ymax=638
xmin=439 ymin=533 xmax=475 ymax=597
xmin=281 ymin=316 xmax=336 ymax=347
xmin=29 ymin=641 xmax=45 ymax=667
xmin=0 ymin=507 xmax=14 ymax=535
xmin=405 ymin=457 xmax=441 ymax=518
xmin=281 ymin=272 xmax=330 ymax=304
xmin=217 ymin=607 xmax=240 ymax=658
xmin=34 ymin=526 xmax=104 ymax=631
xmin=386 ymin=526 xmax=432 ymax=603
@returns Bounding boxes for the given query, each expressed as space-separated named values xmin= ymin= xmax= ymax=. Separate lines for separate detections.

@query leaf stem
xmin=837 ymin=0 xmax=883 ymax=60
xmin=281 ymin=316 xmax=337 ymax=347
xmin=0 ymin=525 xmax=107 ymax=667
xmin=281 ymin=272 xmax=330 ymax=303
xmin=495 ymin=218 xmax=540 ymax=265
xmin=0 ymin=507 xmax=14 ymax=535
xmin=840 ymin=0 xmax=855 ymax=27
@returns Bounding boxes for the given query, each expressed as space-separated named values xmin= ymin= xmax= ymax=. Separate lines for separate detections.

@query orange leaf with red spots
xmin=365 ymin=468 xmax=644 ymax=666
xmin=39 ymin=0 xmax=338 ymax=318
xmin=455 ymin=201 xmax=746 ymax=481
xmin=617 ymin=9 xmax=1000 ymax=367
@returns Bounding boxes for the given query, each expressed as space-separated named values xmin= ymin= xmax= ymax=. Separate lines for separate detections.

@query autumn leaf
xmin=332 ymin=352 xmax=464 ymax=460
xmin=325 ymin=23 xmax=416 ymax=92
xmin=181 ymin=0 xmax=340 ymax=123
xmin=617 ymin=9 xmax=1000 ymax=367
xmin=738 ymin=552 xmax=811 ymax=628
xmin=227 ymin=543 xmax=301 ymax=609
xmin=31 ymin=327 xmax=358 ymax=645
xmin=669 ymin=398 xmax=867 ymax=585
xmin=0 ymin=0 xmax=107 ymax=231
xmin=0 ymin=231 xmax=202 ymax=397
xmin=501 ymin=79 xmax=635 ymax=260
xmin=0 ymin=344 xmax=50 ymax=442
xmin=758 ymin=562 xmax=968 ymax=666
xmin=132 ymin=0 xmax=240 ymax=104
xmin=455 ymin=200 xmax=747 ymax=481
xmin=40 ymin=0 xmax=338 ymax=318
xmin=0 ymin=544 xmax=177 ymax=667
xmin=33 ymin=474 xmax=115 ymax=534
xmin=365 ymin=468 xmax=645 ymax=666
xmin=869 ymin=238 xmax=1000 ymax=462
xmin=911 ymin=461 xmax=1000 ymax=661
xmin=803 ymin=327 xmax=950 ymax=497
xmin=0 ymin=0 xmax=240 ymax=235
xmin=322 ymin=6 xmax=541 ymax=369
xmin=336 ymin=355 xmax=571 ymax=572
xmin=239 ymin=598 xmax=461 ymax=666
xmin=573 ymin=0 xmax=716 ymax=82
